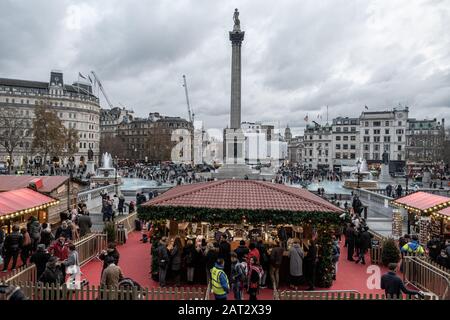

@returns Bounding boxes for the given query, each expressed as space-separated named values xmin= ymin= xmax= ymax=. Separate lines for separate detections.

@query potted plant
xmin=381 ymin=238 xmax=400 ymax=266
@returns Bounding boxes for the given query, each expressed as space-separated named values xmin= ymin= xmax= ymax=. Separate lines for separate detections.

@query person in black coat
xmin=1 ymin=225 xmax=23 ymax=272
xmin=345 ymin=224 xmax=356 ymax=261
xmin=355 ymin=227 xmax=372 ymax=265
xmin=38 ymin=256 xmax=64 ymax=285
xmin=218 ymin=235 xmax=231 ymax=277
xmin=304 ymin=238 xmax=318 ymax=290
xmin=205 ymin=243 xmax=219 ymax=284
xmin=99 ymin=243 xmax=120 ymax=271
xmin=29 ymin=244 xmax=51 ymax=280
xmin=234 ymin=240 xmax=249 ymax=263
xmin=381 ymin=263 xmax=423 ymax=298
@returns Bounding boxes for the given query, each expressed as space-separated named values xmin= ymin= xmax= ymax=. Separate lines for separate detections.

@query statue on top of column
xmin=233 ymin=8 xmax=240 ymax=31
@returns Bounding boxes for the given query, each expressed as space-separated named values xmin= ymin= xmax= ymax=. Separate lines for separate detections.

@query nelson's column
xmin=215 ymin=9 xmax=261 ymax=179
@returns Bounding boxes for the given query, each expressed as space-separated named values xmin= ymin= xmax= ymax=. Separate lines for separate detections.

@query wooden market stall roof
xmin=0 ymin=175 xmax=69 ymax=193
xmin=142 ymin=179 xmax=343 ymax=212
xmin=0 ymin=188 xmax=59 ymax=219
xmin=392 ymin=191 xmax=450 ymax=213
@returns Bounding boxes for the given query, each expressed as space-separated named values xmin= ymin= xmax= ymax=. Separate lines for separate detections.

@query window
xmin=374 ymin=129 xmax=380 ymax=135
xmin=336 ymin=127 xmax=341 ymax=132
xmin=343 ymin=153 xmax=348 ymax=159
xmin=364 ymin=144 xmax=369 ymax=151
xmin=374 ymin=144 xmax=380 ymax=151
xmin=398 ymin=136 xmax=402 ymax=142
xmin=335 ymin=153 xmax=341 ymax=159
xmin=363 ymin=136 xmax=370 ymax=142
xmin=343 ymin=136 xmax=348 ymax=141
xmin=374 ymin=136 xmax=380 ymax=142
xmin=351 ymin=127 xmax=356 ymax=132
xmin=336 ymin=144 xmax=341 ymax=150
xmin=350 ymin=145 xmax=356 ymax=150
xmin=384 ymin=136 xmax=390 ymax=142
xmin=336 ymin=136 xmax=341 ymax=141
xmin=398 ymin=145 xmax=402 ymax=151
xmin=373 ymin=121 xmax=381 ymax=126
xmin=350 ymin=136 xmax=356 ymax=141
xmin=396 ymin=129 xmax=404 ymax=134
xmin=343 ymin=127 xmax=349 ymax=132
xmin=385 ymin=121 xmax=390 ymax=126
xmin=350 ymin=153 xmax=356 ymax=159
xmin=343 ymin=144 xmax=348 ymax=150
xmin=373 ymin=153 xmax=380 ymax=160
xmin=365 ymin=129 xmax=369 ymax=135
xmin=365 ymin=121 xmax=369 ymax=127
xmin=385 ymin=129 xmax=390 ymax=134
xmin=398 ymin=121 xmax=402 ymax=126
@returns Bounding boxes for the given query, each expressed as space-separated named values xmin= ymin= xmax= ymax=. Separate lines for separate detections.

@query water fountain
xmin=90 ymin=152 xmax=122 ymax=185
xmin=343 ymin=158 xmax=378 ymax=189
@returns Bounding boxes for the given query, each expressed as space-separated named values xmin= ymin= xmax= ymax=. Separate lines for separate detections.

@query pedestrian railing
xmin=403 ymin=255 xmax=450 ymax=300
xmin=74 ymin=232 xmax=108 ymax=266
xmin=115 ymin=212 xmax=138 ymax=244
xmin=275 ymin=289 xmax=436 ymax=300
xmin=368 ymin=230 xmax=388 ymax=265
xmin=1 ymin=282 xmax=207 ymax=300
xmin=0 ymin=264 xmax=37 ymax=284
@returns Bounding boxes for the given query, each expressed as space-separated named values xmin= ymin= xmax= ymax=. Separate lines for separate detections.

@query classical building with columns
xmin=0 ymin=70 xmax=100 ymax=167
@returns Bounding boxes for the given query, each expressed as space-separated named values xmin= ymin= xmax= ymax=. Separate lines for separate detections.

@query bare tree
xmin=0 ymin=107 xmax=28 ymax=173
xmin=100 ymin=135 xmax=127 ymax=159
xmin=31 ymin=104 xmax=66 ymax=164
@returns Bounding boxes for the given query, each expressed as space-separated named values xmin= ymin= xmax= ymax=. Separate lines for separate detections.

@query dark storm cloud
xmin=0 ymin=0 xmax=449 ymax=132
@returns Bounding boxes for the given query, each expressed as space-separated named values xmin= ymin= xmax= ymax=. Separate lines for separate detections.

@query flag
xmin=78 ymin=72 xmax=86 ymax=79
xmin=88 ymin=75 xmax=93 ymax=83
xmin=304 ymin=115 xmax=308 ymax=122
xmin=365 ymin=105 xmax=369 ymax=110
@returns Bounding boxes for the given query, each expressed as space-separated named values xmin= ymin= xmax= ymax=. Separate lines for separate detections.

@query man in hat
xmin=30 ymin=244 xmax=51 ymax=280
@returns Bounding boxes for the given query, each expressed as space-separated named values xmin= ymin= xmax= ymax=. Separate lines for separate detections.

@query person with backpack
xmin=288 ymin=238 xmax=304 ymax=290
xmin=401 ymin=235 xmax=425 ymax=255
xmin=230 ymin=252 xmax=246 ymax=300
xmin=247 ymin=256 xmax=263 ymax=300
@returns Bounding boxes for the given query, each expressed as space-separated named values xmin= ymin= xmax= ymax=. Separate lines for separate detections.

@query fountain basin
xmin=343 ymin=179 xmax=378 ymax=189
xmin=120 ymin=178 xmax=173 ymax=197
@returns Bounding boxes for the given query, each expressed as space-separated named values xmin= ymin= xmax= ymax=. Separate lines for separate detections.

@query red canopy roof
xmin=0 ymin=188 xmax=57 ymax=217
xmin=143 ymin=179 xmax=343 ymax=213
xmin=438 ymin=207 xmax=450 ymax=217
xmin=0 ymin=176 xmax=69 ymax=193
xmin=392 ymin=191 xmax=450 ymax=211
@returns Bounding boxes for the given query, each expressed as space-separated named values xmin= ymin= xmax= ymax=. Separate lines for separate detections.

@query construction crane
xmin=182 ymin=75 xmax=194 ymax=123
xmin=91 ymin=71 xmax=114 ymax=109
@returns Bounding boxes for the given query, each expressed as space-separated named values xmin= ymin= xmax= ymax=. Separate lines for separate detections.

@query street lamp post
xmin=114 ymin=156 xmax=118 ymax=185
xmin=356 ymin=159 xmax=361 ymax=188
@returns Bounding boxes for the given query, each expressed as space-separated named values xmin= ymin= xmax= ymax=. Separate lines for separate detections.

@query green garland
xmin=150 ymin=220 xmax=166 ymax=281
xmin=316 ymin=225 xmax=334 ymax=288
xmin=138 ymin=205 xmax=341 ymax=225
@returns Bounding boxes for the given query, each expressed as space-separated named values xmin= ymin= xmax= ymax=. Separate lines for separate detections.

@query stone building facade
xmin=117 ymin=112 xmax=193 ymax=163
xmin=302 ymin=122 xmax=332 ymax=170
xmin=0 ymin=71 xmax=100 ymax=166
xmin=100 ymin=107 xmax=134 ymax=139
xmin=406 ymin=118 xmax=445 ymax=164
xmin=332 ymin=117 xmax=360 ymax=172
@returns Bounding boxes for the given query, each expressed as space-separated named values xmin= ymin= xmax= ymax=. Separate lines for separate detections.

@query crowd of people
xmin=0 ymin=204 xmax=93 ymax=284
xmin=152 ymin=227 xmax=338 ymax=300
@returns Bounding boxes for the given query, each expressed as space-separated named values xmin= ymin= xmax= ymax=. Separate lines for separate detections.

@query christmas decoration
xmin=381 ymin=238 xmax=400 ymax=267
xmin=392 ymin=209 xmax=403 ymax=238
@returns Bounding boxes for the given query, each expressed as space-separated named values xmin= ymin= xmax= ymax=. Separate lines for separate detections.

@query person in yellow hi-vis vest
xmin=210 ymin=258 xmax=230 ymax=300
xmin=401 ymin=235 xmax=424 ymax=255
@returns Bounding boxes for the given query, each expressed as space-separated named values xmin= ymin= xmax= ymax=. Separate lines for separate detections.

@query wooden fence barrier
xmin=275 ymin=289 xmax=437 ymax=300
xmin=0 ymin=264 xmax=37 ymax=284
xmin=0 ymin=282 xmax=206 ymax=300
xmin=403 ymin=255 xmax=450 ymax=300
xmin=74 ymin=232 xmax=108 ymax=266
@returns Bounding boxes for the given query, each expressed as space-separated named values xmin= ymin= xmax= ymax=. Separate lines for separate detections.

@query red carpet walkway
xmin=81 ymin=231 xmax=388 ymax=299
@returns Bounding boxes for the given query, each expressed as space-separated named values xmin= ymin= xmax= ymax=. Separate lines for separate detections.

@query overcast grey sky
xmin=1 ymin=0 xmax=449 ymax=136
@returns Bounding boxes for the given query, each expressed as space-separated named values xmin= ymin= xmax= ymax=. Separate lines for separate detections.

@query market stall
xmin=0 ymin=187 xmax=59 ymax=234
xmin=392 ymin=191 xmax=450 ymax=244
xmin=139 ymin=179 xmax=343 ymax=288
